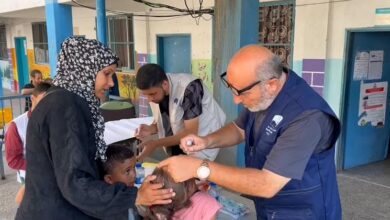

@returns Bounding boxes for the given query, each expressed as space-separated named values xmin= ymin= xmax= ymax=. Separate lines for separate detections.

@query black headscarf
xmin=52 ymin=37 xmax=119 ymax=161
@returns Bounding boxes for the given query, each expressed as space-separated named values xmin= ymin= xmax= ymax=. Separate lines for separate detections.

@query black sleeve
xmin=182 ymin=79 xmax=204 ymax=120
xmin=48 ymin=95 xmax=137 ymax=219
xmin=23 ymin=83 xmax=34 ymax=89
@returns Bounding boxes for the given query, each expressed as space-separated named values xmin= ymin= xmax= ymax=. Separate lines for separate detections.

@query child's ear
xmin=104 ymin=174 xmax=114 ymax=184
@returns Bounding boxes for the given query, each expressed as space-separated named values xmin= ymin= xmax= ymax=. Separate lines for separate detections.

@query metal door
xmin=341 ymin=30 xmax=390 ymax=169
xmin=157 ymin=35 xmax=191 ymax=73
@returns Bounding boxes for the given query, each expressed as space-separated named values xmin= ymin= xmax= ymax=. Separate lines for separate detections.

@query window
xmin=0 ymin=25 xmax=7 ymax=60
xmin=32 ymin=22 xmax=49 ymax=64
xmin=259 ymin=1 xmax=294 ymax=67
xmin=107 ymin=15 xmax=135 ymax=70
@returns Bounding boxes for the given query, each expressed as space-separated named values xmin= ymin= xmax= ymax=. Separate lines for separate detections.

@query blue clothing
xmin=243 ymin=70 xmax=341 ymax=219
xmin=236 ymin=109 xmax=334 ymax=180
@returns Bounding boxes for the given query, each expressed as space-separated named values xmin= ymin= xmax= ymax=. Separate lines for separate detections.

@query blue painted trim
xmin=45 ymin=0 xmax=73 ymax=77
xmin=14 ymin=37 xmax=29 ymax=89
xmin=376 ymin=8 xmax=390 ymax=14
xmin=240 ymin=0 xmax=259 ymax=47
xmin=96 ymin=0 xmax=107 ymax=45
xmin=0 ymin=71 xmax=3 ymax=99
xmin=236 ymin=0 xmax=259 ymax=167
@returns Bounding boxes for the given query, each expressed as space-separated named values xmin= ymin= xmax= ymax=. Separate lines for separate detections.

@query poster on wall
xmin=353 ymin=51 xmax=369 ymax=80
xmin=358 ymin=81 xmax=388 ymax=127
xmin=368 ymin=50 xmax=384 ymax=80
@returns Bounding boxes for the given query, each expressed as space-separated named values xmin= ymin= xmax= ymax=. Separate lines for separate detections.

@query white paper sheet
xmin=104 ymin=117 xmax=154 ymax=145
xmin=353 ymin=51 xmax=369 ymax=80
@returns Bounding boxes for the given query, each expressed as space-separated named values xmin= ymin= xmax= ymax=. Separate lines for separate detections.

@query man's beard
xmin=248 ymin=86 xmax=275 ymax=112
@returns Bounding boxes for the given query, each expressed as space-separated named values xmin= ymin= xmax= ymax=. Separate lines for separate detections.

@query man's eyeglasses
xmin=220 ymin=72 xmax=263 ymax=96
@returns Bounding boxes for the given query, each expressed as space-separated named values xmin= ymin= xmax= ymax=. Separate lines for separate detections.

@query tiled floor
xmin=338 ymin=159 xmax=390 ymax=220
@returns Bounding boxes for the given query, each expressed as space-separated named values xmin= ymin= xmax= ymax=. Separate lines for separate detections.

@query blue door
xmin=157 ymin=35 xmax=191 ymax=73
xmin=14 ymin=37 xmax=29 ymax=90
xmin=342 ymin=30 xmax=390 ymax=169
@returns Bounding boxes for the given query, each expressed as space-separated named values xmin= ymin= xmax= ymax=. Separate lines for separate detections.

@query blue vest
xmin=244 ymin=70 xmax=341 ymax=220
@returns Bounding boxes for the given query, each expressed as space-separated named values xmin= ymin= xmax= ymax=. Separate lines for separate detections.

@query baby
xmin=142 ymin=168 xmax=222 ymax=220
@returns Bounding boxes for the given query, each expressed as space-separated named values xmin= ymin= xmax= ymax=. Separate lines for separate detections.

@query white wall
xmin=70 ymin=0 xmax=214 ymax=60
xmin=5 ymin=18 xmax=45 ymax=49
xmin=133 ymin=1 xmax=214 ymax=60
xmin=327 ymin=0 xmax=390 ymax=59
xmin=293 ymin=1 xmax=330 ymax=60
xmin=72 ymin=7 xmax=97 ymax=39
xmin=0 ymin=0 xmax=45 ymax=14
xmin=136 ymin=11 xmax=213 ymax=59
xmin=294 ymin=0 xmax=390 ymax=60
xmin=292 ymin=0 xmax=390 ymax=117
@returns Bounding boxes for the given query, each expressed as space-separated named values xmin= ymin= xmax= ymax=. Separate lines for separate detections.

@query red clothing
xmin=5 ymin=121 xmax=26 ymax=170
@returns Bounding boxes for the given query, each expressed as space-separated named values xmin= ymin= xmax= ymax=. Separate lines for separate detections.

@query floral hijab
xmin=52 ymin=37 xmax=119 ymax=161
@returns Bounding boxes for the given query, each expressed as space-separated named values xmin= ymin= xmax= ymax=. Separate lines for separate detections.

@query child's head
xmin=103 ymin=144 xmax=136 ymax=187
xmin=146 ymin=168 xmax=197 ymax=220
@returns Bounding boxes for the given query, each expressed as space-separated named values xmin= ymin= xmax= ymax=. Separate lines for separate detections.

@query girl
xmin=143 ymin=168 xmax=222 ymax=220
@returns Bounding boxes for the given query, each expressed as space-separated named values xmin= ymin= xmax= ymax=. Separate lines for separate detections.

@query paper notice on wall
xmin=353 ymin=51 xmax=369 ymax=80
xmin=358 ymin=81 xmax=388 ymax=127
xmin=368 ymin=50 xmax=384 ymax=80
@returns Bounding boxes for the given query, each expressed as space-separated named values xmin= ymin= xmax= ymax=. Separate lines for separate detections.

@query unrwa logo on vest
xmin=270 ymin=115 xmax=283 ymax=128
xmin=265 ymin=115 xmax=284 ymax=136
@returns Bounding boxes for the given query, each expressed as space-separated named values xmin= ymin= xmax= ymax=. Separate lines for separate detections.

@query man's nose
xmin=233 ymin=94 xmax=242 ymax=104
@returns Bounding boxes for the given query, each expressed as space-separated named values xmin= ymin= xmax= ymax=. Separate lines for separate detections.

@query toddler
xmin=142 ymin=168 xmax=222 ymax=220
xmin=103 ymin=144 xmax=138 ymax=219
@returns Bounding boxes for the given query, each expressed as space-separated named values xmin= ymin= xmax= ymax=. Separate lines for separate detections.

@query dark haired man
xmin=135 ymin=64 xmax=225 ymax=161
xmin=21 ymin=69 xmax=43 ymax=111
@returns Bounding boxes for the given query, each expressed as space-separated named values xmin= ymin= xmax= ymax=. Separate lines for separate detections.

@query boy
xmin=102 ymin=144 xmax=139 ymax=219
xmin=5 ymin=82 xmax=52 ymax=204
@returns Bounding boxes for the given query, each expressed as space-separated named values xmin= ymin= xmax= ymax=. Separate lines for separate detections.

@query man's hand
xmin=180 ymin=134 xmax=209 ymax=154
xmin=137 ymin=140 xmax=158 ymax=161
xmin=135 ymin=124 xmax=155 ymax=141
xmin=158 ymin=155 xmax=201 ymax=183
xmin=136 ymin=175 xmax=175 ymax=206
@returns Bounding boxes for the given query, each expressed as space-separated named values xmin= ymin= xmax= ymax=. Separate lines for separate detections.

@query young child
xmin=143 ymin=168 xmax=222 ymax=220
xmin=102 ymin=144 xmax=138 ymax=219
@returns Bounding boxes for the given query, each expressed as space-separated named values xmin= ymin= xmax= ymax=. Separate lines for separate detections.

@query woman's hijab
xmin=52 ymin=37 xmax=119 ymax=161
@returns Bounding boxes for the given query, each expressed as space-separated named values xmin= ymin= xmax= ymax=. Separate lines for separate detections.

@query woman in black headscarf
xmin=16 ymin=37 xmax=174 ymax=220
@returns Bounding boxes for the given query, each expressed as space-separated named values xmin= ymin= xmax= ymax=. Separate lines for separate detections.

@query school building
xmin=0 ymin=0 xmax=389 ymax=170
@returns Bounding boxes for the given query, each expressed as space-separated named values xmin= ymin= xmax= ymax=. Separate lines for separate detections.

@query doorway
xmin=14 ymin=37 xmax=29 ymax=90
xmin=157 ymin=35 xmax=191 ymax=73
xmin=339 ymin=29 xmax=390 ymax=170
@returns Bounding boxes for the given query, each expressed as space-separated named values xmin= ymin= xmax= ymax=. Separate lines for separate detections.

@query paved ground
xmin=0 ymin=162 xmax=18 ymax=220
xmin=1 ymin=157 xmax=390 ymax=220
xmin=0 ymin=89 xmax=389 ymax=219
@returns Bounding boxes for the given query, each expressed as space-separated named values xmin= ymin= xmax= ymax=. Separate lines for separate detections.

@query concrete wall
xmin=291 ymin=0 xmax=390 ymax=116
xmin=0 ymin=0 xmax=45 ymax=14
xmin=72 ymin=7 xmax=97 ymax=39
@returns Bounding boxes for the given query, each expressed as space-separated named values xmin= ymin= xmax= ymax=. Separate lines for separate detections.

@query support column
xmin=212 ymin=0 xmax=259 ymax=167
xmin=96 ymin=0 xmax=107 ymax=45
xmin=45 ymin=0 xmax=73 ymax=77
